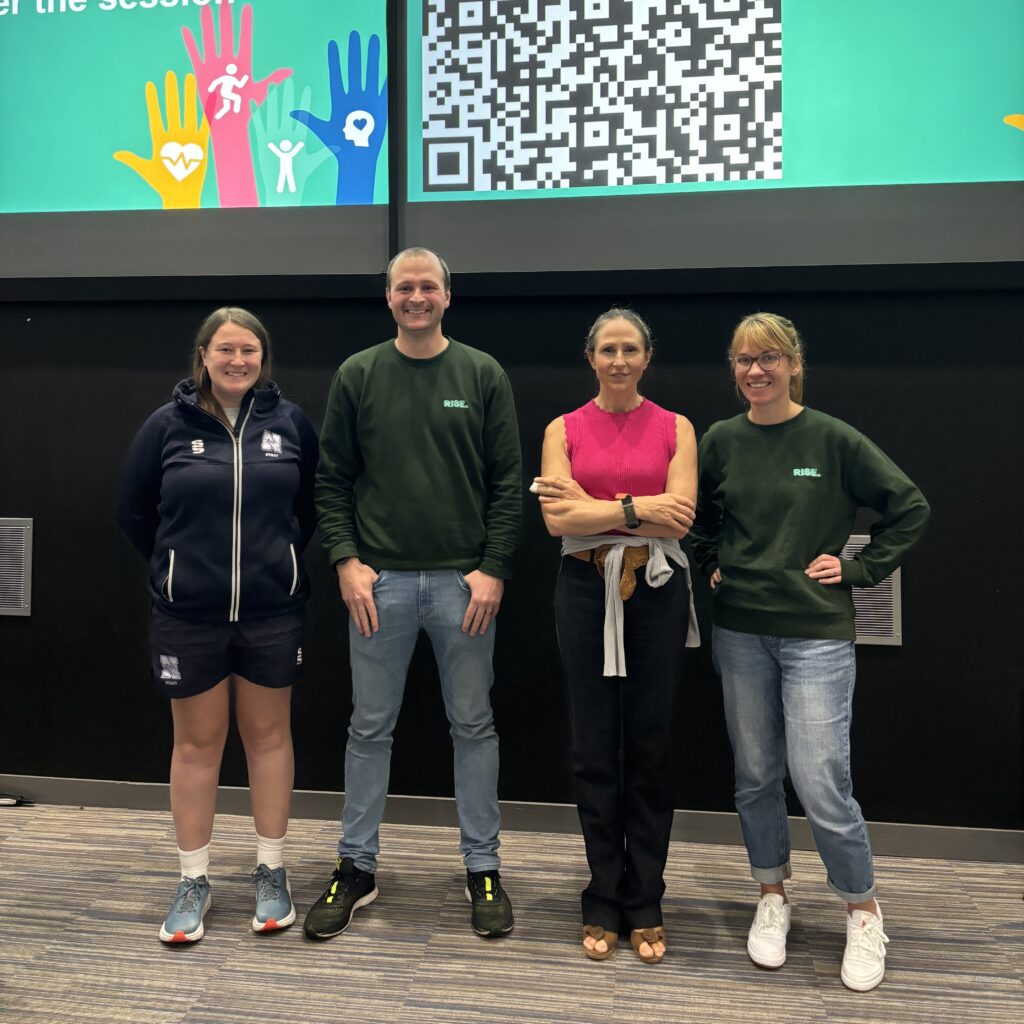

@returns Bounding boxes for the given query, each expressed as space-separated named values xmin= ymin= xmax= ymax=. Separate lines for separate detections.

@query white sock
xmin=178 ymin=843 xmax=210 ymax=881
xmin=256 ymin=832 xmax=286 ymax=870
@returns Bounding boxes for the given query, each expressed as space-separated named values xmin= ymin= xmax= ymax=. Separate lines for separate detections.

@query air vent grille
xmin=0 ymin=519 xmax=32 ymax=617
xmin=842 ymin=533 xmax=901 ymax=646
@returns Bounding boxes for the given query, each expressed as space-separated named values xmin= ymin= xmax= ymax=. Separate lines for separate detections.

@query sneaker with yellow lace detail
xmin=465 ymin=869 xmax=514 ymax=937
xmin=302 ymin=857 xmax=378 ymax=940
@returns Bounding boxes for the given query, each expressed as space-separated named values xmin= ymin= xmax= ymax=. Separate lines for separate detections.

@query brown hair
xmin=191 ymin=307 xmax=273 ymax=423
xmin=386 ymin=247 xmax=451 ymax=291
xmin=729 ymin=312 xmax=805 ymax=403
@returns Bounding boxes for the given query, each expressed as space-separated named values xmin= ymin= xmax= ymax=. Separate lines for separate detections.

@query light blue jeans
xmin=339 ymin=570 xmax=501 ymax=873
xmin=714 ymin=625 xmax=876 ymax=902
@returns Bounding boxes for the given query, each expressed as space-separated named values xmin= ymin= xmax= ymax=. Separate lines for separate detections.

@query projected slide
xmin=410 ymin=0 xmax=1024 ymax=201
xmin=0 ymin=0 xmax=388 ymax=212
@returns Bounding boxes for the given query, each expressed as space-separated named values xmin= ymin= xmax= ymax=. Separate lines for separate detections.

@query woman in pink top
xmin=533 ymin=309 xmax=698 ymax=964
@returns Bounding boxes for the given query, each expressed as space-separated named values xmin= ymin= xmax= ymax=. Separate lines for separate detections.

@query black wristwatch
xmin=620 ymin=494 xmax=641 ymax=529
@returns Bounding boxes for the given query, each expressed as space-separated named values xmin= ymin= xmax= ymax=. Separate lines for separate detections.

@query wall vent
xmin=0 ymin=518 xmax=32 ymax=617
xmin=843 ymin=533 xmax=901 ymax=646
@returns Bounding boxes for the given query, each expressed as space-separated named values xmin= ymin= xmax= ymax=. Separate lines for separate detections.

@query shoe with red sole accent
xmin=251 ymin=864 xmax=296 ymax=933
xmin=159 ymin=875 xmax=211 ymax=944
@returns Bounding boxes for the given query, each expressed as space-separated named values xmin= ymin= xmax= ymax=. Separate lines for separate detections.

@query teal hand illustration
xmin=251 ymin=80 xmax=332 ymax=207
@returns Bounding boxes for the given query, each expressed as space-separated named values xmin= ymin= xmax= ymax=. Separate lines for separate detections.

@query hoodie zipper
xmin=198 ymin=400 xmax=255 ymax=622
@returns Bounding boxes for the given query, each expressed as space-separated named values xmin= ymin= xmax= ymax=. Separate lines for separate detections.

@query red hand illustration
xmin=182 ymin=2 xmax=292 ymax=207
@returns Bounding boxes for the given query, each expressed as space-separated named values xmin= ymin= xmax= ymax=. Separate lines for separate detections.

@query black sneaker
xmin=303 ymin=857 xmax=378 ymax=940
xmin=465 ymin=869 xmax=514 ymax=937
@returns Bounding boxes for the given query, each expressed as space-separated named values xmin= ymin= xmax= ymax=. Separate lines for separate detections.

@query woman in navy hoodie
xmin=119 ymin=307 xmax=317 ymax=944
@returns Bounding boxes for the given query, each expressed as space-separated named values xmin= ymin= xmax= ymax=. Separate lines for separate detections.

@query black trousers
xmin=554 ymin=554 xmax=687 ymax=932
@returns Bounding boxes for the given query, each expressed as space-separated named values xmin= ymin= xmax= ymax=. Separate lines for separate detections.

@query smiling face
xmin=587 ymin=317 xmax=651 ymax=399
xmin=200 ymin=322 xmax=264 ymax=408
xmin=728 ymin=312 xmax=805 ymax=423
xmin=732 ymin=340 xmax=800 ymax=414
xmin=386 ymin=252 xmax=450 ymax=339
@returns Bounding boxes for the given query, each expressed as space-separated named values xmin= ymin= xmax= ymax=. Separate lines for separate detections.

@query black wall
xmin=2 ymin=268 xmax=1021 ymax=829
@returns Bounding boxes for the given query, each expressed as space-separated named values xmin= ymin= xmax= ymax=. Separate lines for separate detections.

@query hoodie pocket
xmin=288 ymin=543 xmax=299 ymax=597
xmin=162 ymin=550 xmax=176 ymax=603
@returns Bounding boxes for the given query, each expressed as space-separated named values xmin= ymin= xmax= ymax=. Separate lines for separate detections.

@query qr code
xmin=422 ymin=0 xmax=782 ymax=192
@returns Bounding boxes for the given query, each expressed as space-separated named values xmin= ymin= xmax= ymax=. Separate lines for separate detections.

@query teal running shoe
xmin=159 ymin=875 xmax=211 ymax=944
xmin=251 ymin=864 xmax=296 ymax=932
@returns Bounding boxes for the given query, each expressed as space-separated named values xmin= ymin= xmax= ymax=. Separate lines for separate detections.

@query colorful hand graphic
xmin=251 ymin=80 xmax=332 ymax=207
xmin=113 ymin=71 xmax=210 ymax=211
xmin=291 ymin=32 xmax=388 ymax=205
xmin=1004 ymin=114 xmax=1024 ymax=131
xmin=182 ymin=1 xmax=292 ymax=207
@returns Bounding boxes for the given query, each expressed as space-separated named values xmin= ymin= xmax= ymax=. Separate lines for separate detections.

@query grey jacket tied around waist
xmin=561 ymin=535 xmax=701 ymax=677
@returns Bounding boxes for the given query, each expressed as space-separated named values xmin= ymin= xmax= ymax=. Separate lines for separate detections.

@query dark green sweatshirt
xmin=316 ymin=339 xmax=522 ymax=578
xmin=691 ymin=408 xmax=929 ymax=640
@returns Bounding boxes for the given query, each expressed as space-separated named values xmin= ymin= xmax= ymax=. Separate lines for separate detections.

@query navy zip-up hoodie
xmin=118 ymin=379 xmax=318 ymax=622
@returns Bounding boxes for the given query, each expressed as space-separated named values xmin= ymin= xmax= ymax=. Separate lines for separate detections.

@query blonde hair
xmin=729 ymin=312 xmax=804 ymax=403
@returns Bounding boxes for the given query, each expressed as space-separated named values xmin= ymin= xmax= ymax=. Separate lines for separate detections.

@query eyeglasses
xmin=732 ymin=351 xmax=786 ymax=372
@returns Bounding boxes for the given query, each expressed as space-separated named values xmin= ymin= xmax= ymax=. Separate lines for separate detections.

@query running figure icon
xmin=208 ymin=63 xmax=250 ymax=120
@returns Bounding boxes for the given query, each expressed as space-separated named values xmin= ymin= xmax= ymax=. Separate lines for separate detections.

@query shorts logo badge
xmin=191 ymin=440 xmax=205 ymax=455
xmin=159 ymin=655 xmax=181 ymax=683
xmin=793 ymin=467 xmax=821 ymax=477
xmin=261 ymin=431 xmax=283 ymax=457
xmin=296 ymin=646 xmax=303 ymax=666
xmin=443 ymin=399 xmax=468 ymax=409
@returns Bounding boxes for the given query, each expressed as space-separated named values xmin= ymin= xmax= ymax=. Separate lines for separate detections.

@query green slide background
xmin=0 ymin=0 xmax=388 ymax=212
xmin=407 ymin=0 xmax=1024 ymax=201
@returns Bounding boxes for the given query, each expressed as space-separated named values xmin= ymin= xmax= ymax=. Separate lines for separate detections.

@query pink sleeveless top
xmin=564 ymin=398 xmax=677 ymax=500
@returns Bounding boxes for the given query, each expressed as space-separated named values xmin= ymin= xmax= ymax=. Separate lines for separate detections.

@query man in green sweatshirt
xmin=304 ymin=247 xmax=522 ymax=942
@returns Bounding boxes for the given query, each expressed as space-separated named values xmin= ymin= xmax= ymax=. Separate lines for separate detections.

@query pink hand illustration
xmin=182 ymin=1 xmax=291 ymax=207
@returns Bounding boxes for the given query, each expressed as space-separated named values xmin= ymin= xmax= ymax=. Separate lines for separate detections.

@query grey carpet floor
xmin=0 ymin=805 xmax=1021 ymax=1024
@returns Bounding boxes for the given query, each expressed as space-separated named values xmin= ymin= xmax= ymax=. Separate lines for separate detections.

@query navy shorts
xmin=148 ymin=607 xmax=305 ymax=699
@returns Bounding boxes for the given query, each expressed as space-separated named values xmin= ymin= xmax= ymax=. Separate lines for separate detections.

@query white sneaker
xmin=841 ymin=901 xmax=889 ymax=992
xmin=747 ymin=893 xmax=791 ymax=968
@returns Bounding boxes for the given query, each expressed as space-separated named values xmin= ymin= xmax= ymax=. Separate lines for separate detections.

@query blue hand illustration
xmin=290 ymin=32 xmax=387 ymax=205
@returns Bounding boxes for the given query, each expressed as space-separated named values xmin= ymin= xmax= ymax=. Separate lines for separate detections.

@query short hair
xmin=385 ymin=247 xmax=451 ymax=291
xmin=584 ymin=307 xmax=654 ymax=355
xmin=191 ymin=307 xmax=273 ymax=422
xmin=729 ymin=312 xmax=805 ymax=403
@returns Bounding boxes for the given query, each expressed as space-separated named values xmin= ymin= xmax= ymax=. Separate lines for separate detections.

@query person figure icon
xmin=208 ymin=63 xmax=250 ymax=121
xmin=267 ymin=139 xmax=305 ymax=194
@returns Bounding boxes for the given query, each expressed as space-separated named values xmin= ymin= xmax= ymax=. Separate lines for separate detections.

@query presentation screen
xmin=406 ymin=0 xmax=1024 ymax=272
xmin=1 ymin=0 xmax=1022 ymax=279
xmin=0 ymin=0 xmax=390 ymax=279
xmin=0 ymin=0 xmax=388 ymax=212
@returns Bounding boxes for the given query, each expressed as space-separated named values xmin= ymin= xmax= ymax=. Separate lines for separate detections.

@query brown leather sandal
xmin=582 ymin=924 xmax=618 ymax=961
xmin=630 ymin=926 xmax=666 ymax=964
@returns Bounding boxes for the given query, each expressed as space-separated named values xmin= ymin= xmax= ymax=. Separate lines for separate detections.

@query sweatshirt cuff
xmin=327 ymin=541 xmax=359 ymax=567
xmin=479 ymin=558 xmax=513 ymax=581
xmin=841 ymin=558 xmax=868 ymax=587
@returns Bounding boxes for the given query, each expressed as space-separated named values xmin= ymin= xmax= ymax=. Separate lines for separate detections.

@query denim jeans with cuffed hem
xmin=714 ymin=625 xmax=876 ymax=903
xmin=339 ymin=570 xmax=501 ymax=875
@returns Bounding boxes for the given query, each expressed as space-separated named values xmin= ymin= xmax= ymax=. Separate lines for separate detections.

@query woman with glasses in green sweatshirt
xmin=691 ymin=312 xmax=929 ymax=993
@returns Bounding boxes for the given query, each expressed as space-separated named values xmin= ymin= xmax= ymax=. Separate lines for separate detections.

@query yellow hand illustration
xmin=114 ymin=72 xmax=211 ymax=210
xmin=1004 ymin=114 xmax=1024 ymax=132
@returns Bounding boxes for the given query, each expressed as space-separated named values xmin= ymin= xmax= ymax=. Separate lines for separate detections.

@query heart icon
xmin=160 ymin=142 xmax=205 ymax=182
xmin=353 ymin=118 xmax=368 ymax=131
